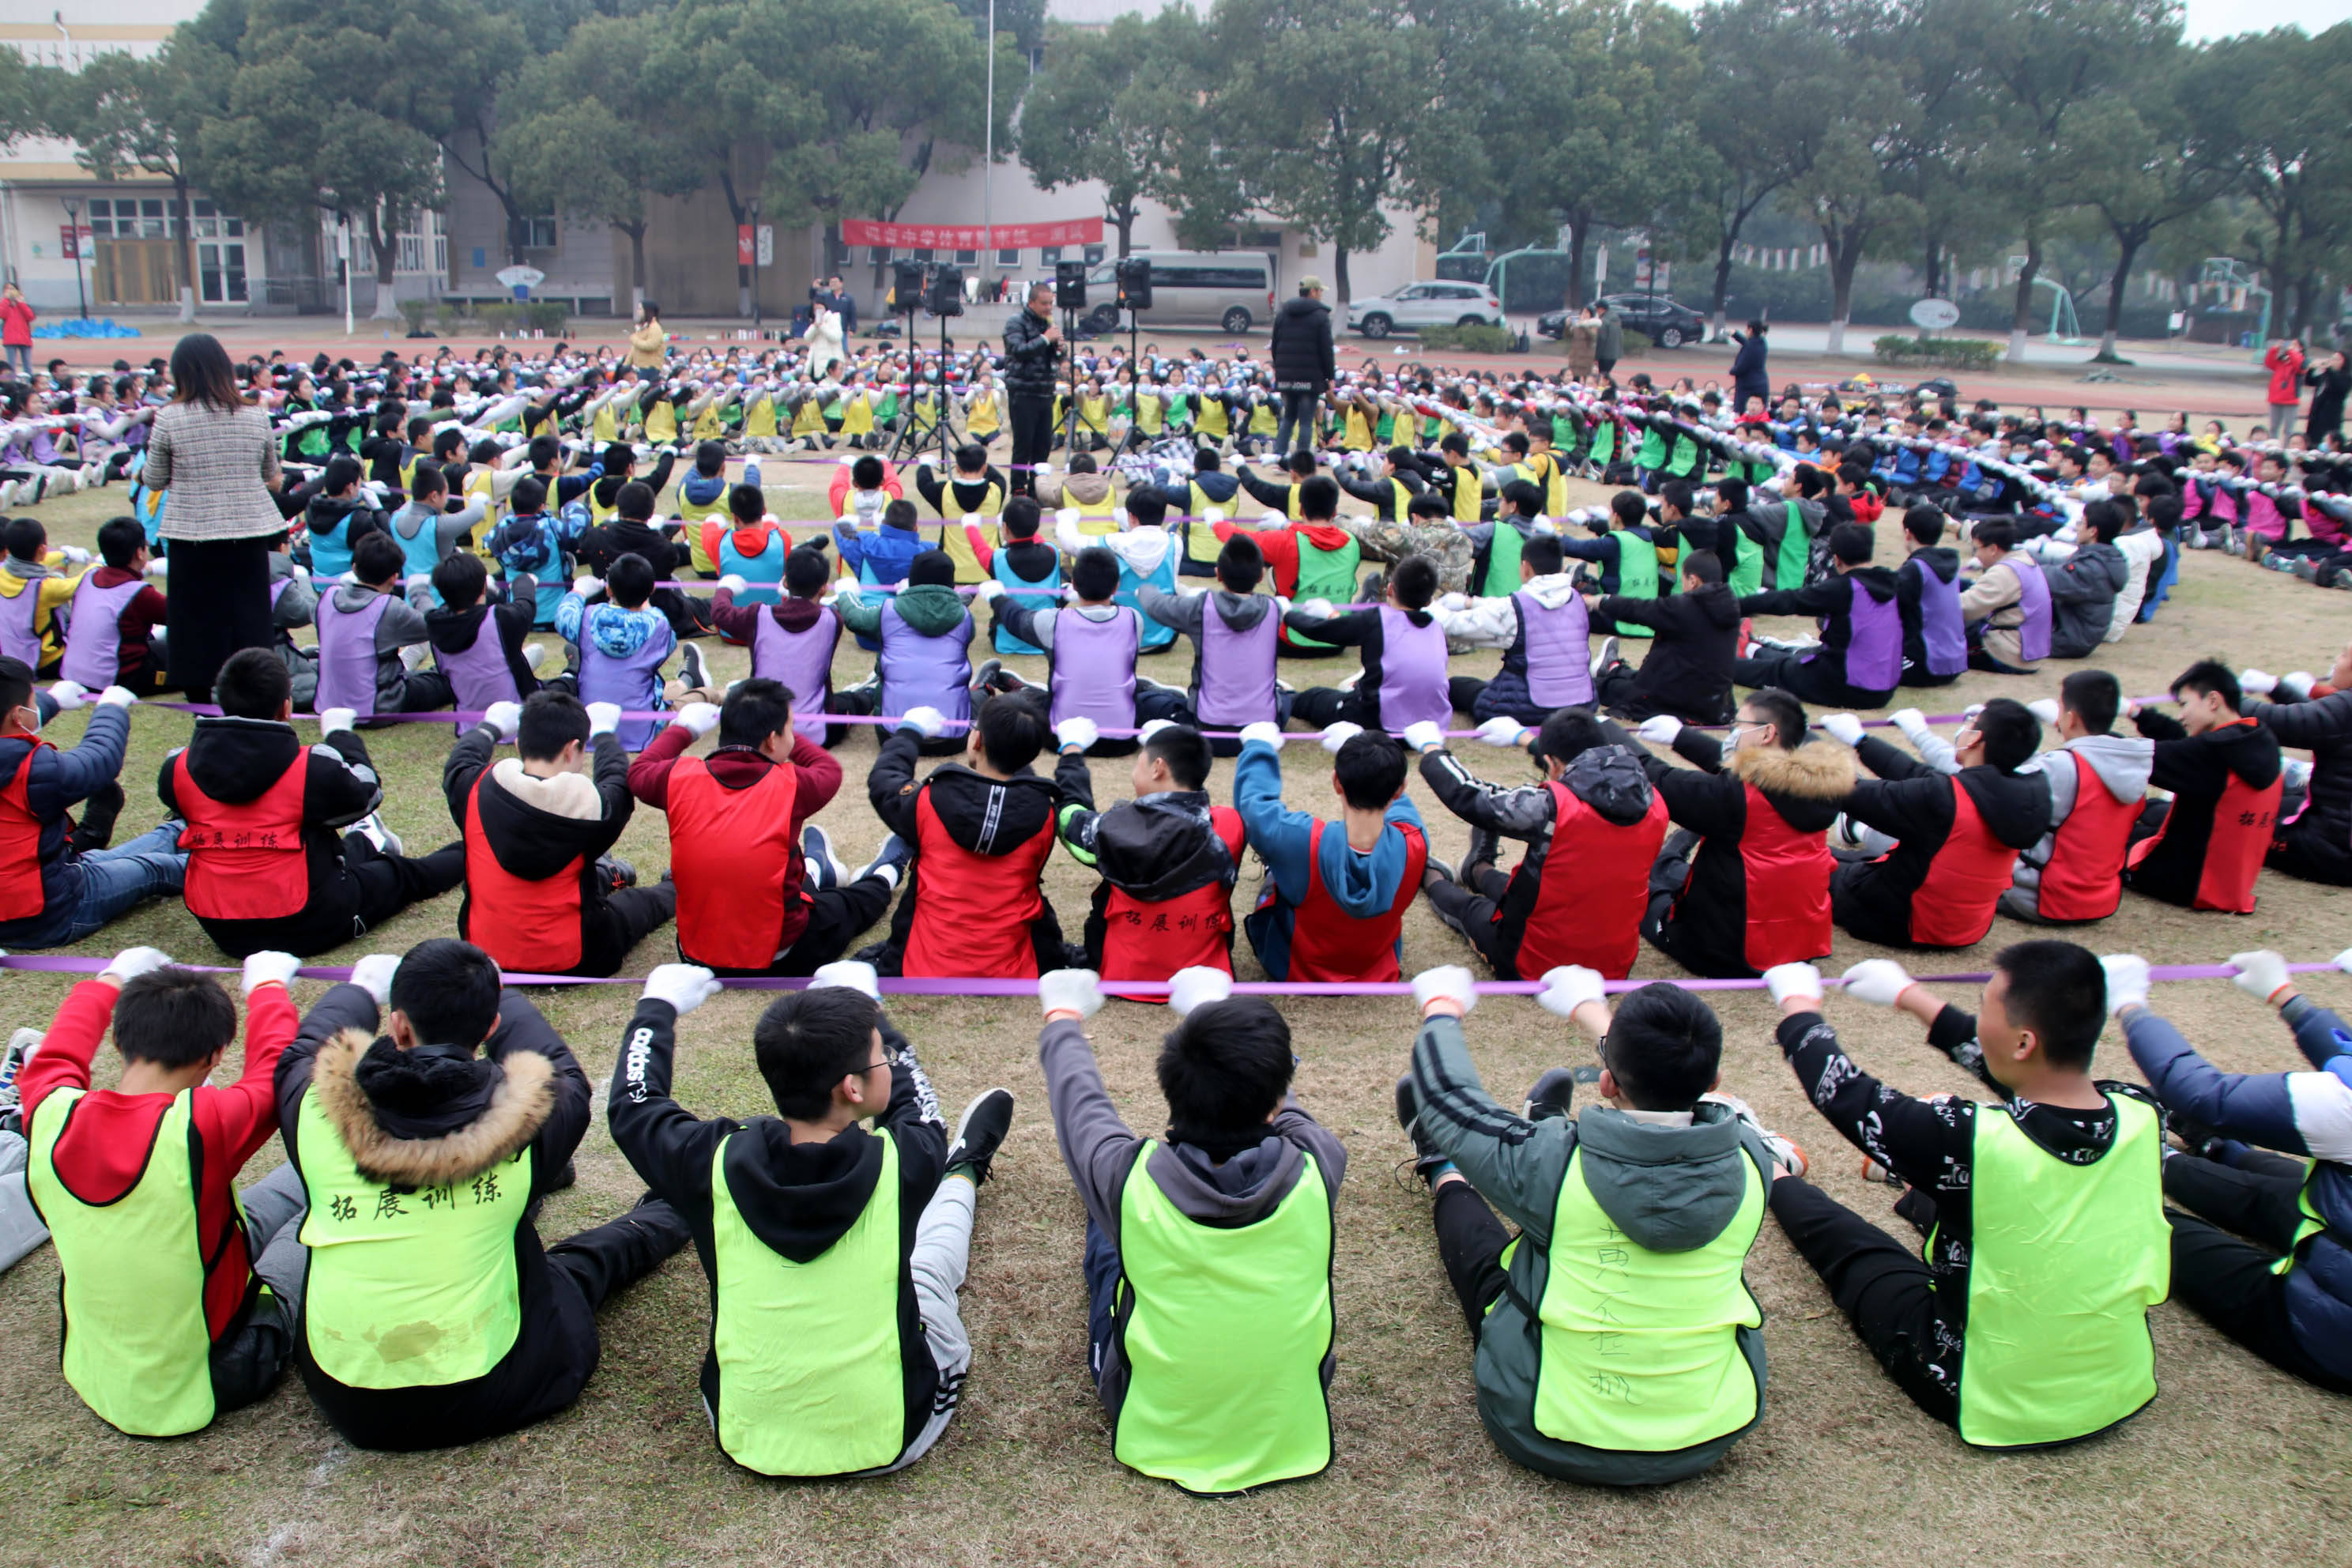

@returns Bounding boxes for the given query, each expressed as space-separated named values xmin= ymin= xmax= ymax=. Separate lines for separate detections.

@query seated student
xmin=315 ymin=533 xmax=449 ymax=718
xmin=1436 ymin=533 xmax=1594 ymax=726
xmin=1430 ymin=431 xmax=1491 ymax=521
xmin=2034 ymin=499 xmax=2132 ymax=658
xmin=1691 ymin=476 xmax=1768 ymax=595
xmin=1742 ymin=464 xmax=1829 ymax=591
xmin=1234 ymin=720 xmax=1426 ymax=982
xmin=1893 ymin=503 xmax=1967 ymax=688
xmin=978 ymin=546 xmax=1187 ymax=759
xmin=914 ymin=442 xmax=1008 ymax=522
xmin=1626 ymin=688 xmax=1849 ymax=979
xmin=674 ymin=440 xmax=734 ymax=569
xmin=273 ymin=938 xmax=691 ymax=1451
xmin=1733 ymin=522 xmax=1902 ymax=709
xmin=2124 ymin=661 xmax=2283 ymax=913
xmin=830 ymin=453 xmax=901 ymax=533
xmin=1136 ymin=534 xmax=1288 ymax=752
xmin=609 ymin=960 xmax=1015 ymax=1476
xmin=2120 ymin=948 xmax=2352 ymax=1394
xmin=560 ymin=552 xmax=680 ymax=752
xmin=834 ymin=496 xmax=930 ymax=593
xmin=1047 ymin=720 xmax=1246 ymax=985
xmin=1394 ymin=965 xmax=1791 ymax=1485
xmin=869 ymin=695 xmax=1065 ymax=978
xmin=1035 ymin=966 xmax=1344 ymax=1494
xmin=1457 ymin=478 xmax=1547 ymax=601
xmin=1762 ymin=948 xmax=2168 ymax=1448
xmin=629 ymin=680 xmax=903 ymax=976
xmin=21 ymin=944 xmax=308 ymax=1436
xmin=2247 ymin=640 xmax=2352 ymax=885
xmin=158 ymin=648 xmax=463 ymax=959
xmin=0 ymin=516 xmax=85 ymax=672
xmin=1061 ymin=488 xmax=1180 ymax=652
xmin=699 ymin=479 xmax=790 ymax=612
xmin=1815 ymin=698 xmax=2051 ymax=949
xmin=425 ymin=552 xmax=542 ymax=714
xmin=582 ymin=439 xmax=677 ymax=529
xmin=1214 ymin=477 xmax=1363 ymax=655
xmin=446 ymin=690 xmax=676 ymax=979
xmin=975 ymin=497 xmax=1061 ymax=655
xmin=1036 ymin=450 xmax=1120 ymax=539
xmin=1413 ymin=707 xmax=1668 ymax=982
xmin=1958 ymin=520 xmax=2053 ymax=674
xmin=386 ymin=462 xmax=481 ymax=592
xmin=266 ymin=528 xmax=320 ymax=706
xmin=486 ymin=476 xmax=572 ymax=631
xmin=833 ymin=548 xmax=977 ymax=760
xmin=1559 ymin=491 xmax=1666 ymax=638
xmin=60 ymin=516 xmax=168 ymax=694
xmin=1286 ymin=555 xmax=1450 ymax=734
xmin=1232 ymin=447 xmax=1321 ymax=518
xmin=0 ymin=669 xmax=182 ymax=948
xmin=711 ymin=546 xmax=862 ymax=746
xmin=1587 ymin=549 xmax=1740 ymax=726
xmin=576 ymin=481 xmax=711 ymax=640
xmin=1345 ymin=488 xmax=1479 ymax=598
xmin=297 ymin=455 xmax=386 ymax=582
xmin=1144 ymin=446 xmax=1246 ymax=579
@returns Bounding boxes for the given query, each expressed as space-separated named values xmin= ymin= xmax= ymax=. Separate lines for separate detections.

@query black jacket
xmin=1268 ymin=296 xmax=1336 ymax=392
xmin=2124 ymin=710 xmax=2282 ymax=907
xmin=1002 ymin=306 xmax=1060 ymax=400
xmin=303 ymin=493 xmax=389 ymax=557
xmin=1833 ymin=733 xmax=2052 ymax=948
xmin=443 ymin=726 xmax=644 ymax=975
xmin=869 ymin=727 xmax=1065 ymax=973
xmin=576 ymin=516 xmax=685 ymax=580
xmin=2251 ymin=690 xmax=2352 ymax=879
xmin=914 ymin=462 xmax=1010 ymax=518
xmin=424 ymin=584 xmax=540 ymax=700
xmin=1740 ymin=565 xmax=1903 ymax=700
xmin=1596 ymin=582 xmax=1740 ymax=724
xmin=1052 ymin=752 xmax=1238 ymax=967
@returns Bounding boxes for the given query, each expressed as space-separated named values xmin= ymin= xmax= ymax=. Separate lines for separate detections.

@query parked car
xmin=1347 ymin=280 xmax=1504 ymax=338
xmin=1080 ymin=251 xmax=1278 ymax=334
xmin=1536 ymin=293 xmax=1707 ymax=349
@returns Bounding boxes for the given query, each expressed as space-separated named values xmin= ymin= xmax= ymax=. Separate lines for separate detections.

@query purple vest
xmin=576 ymin=620 xmax=672 ymax=751
xmin=1376 ymin=606 xmax=1452 ymax=732
xmin=270 ymin=575 xmax=292 ymax=608
xmin=1197 ymin=598 xmax=1279 ymax=726
xmin=752 ymin=605 xmax=842 ymax=744
xmin=1514 ymin=590 xmax=1592 ymax=708
xmin=314 ymin=591 xmax=392 ymax=718
xmin=878 ymin=601 xmax=973 ymax=729
xmin=59 ymin=575 xmax=145 ymax=689
xmin=1912 ymin=557 xmax=1967 ymax=677
xmin=434 ymin=616 xmax=521 ymax=714
xmin=2009 ymin=554 xmax=2053 ymax=663
xmin=1048 ymin=606 xmax=1140 ymax=733
xmin=0 ymin=579 xmax=43 ymax=666
xmin=1835 ymin=578 xmax=1902 ymax=692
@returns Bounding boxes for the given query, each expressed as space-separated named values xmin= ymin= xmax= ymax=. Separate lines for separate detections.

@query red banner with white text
xmin=841 ymin=217 xmax=1105 ymax=251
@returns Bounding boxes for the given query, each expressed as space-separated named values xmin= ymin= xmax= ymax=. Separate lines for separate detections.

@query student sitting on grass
xmin=1234 ymin=720 xmax=1426 ymax=982
xmin=314 ymin=532 xmax=448 ymax=718
xmin=58 ymin=516 xmax=168 ymax=695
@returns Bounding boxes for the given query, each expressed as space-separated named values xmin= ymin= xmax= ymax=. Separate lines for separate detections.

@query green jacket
xmin=833 ymin=581 xmax=971 ymax=639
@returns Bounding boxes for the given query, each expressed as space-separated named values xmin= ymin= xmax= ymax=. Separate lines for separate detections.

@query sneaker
xmin=1588 ymin=634 xmax=1619 ymax=680
xmin=1703 ymin=1091 xmax=1807 ymax=1178
xmin=1860 ymin=1155 xmax=1903 ymax=1185
xmin=1457 ymin=825 xmax=1501 ymax=885
xmin=971 ymin=657 xmax=1002 ymax=695
xmin=2294 ymin=556 xmax=2320 ymax=582
xmin=677 ymin=640 xmax=708 ymax=692
xmin=945 ymin=1087 xmax=1016 ymax=1183
xmin=0 ymin=1027 xmax=40 ymax=1115
xmin=1393 ymin=1076 xmax=1450 ymax=1181
xmin=852 ymin=833 xmax=912 ymax=890
xmin=352 ymin=811 xmax=403 ymax=857
xmin=2223 ymin=525 xmax=2246 ymax=556
xmin=596 ymin=855 xmax=639 ymax=892
xmin=2335 ymin=568 xmax=2352 ymax=590
xmin=801 ymin=824 xmax=846 ymax=891
xmin=1523 ymin=1067 xmax=1577 ymax=1123
xmin=522 ymin=642 xmax=548 ymax=672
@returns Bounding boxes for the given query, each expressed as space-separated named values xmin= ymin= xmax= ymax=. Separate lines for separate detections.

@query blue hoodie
xmin=1233 ymin=737 xmax=1423 ymax=980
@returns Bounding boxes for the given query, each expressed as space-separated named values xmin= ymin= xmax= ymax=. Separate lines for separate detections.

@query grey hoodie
xmin=327 ymin=580 xmax=431 ymax=714
xmin=1905 ymin=725 xmax=2153 ymax=903
xmin=1136 ymin=584 xmax=1280 ymax=707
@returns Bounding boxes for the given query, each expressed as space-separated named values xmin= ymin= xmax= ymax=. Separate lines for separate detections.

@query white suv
xmin=1348 ymin=281 xmax=1504 ymax=338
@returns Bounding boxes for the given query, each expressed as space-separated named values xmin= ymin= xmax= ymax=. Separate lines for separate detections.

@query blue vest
xmin=1115 ymin=542 xmax=1179 ymax=651
xmin=719 ymin=528 xmax=789 ymax=605
xmin=990 ymin=549 xmax=1061 ymax=656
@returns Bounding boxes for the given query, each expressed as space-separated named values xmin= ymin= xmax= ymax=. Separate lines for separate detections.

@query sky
xmin=1643 ymin=0 xmax=2352 ymax=41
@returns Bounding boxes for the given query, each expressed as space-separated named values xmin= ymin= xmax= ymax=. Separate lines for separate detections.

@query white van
xmin=1080 ymin=251 xmax=1279 ymax=334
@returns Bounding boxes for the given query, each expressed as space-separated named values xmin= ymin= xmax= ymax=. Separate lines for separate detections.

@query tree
xmin=2073 ymin=82 xmax=2241 ymax=359
xmin=1792 ymin=119 xmax=1914 ymax=354
xmin=1020 ymin=10 xmax=1219 ymax=258
xmin=1687 ymin=0 xmax=1834 ymax=334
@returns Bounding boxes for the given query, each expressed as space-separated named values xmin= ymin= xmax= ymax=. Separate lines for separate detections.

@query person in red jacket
xmin=2123 ymin=660 xmax=2283 ymax=914
xmin=1 ymin=281 xmax=34 ymax=378
xmin=2264 ymin=337 xmax=2306 ymax=442
xmin=20 ymin=944 xmax=309 ymax=1436
xmin=628 ymin=678 xmax=904 ymax=976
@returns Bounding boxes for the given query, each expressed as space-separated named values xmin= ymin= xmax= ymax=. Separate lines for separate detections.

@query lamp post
xmin=59 ymin=194 xmax=87 ymax=319
xmin=748 ymin=198 xmax=763 ymax=333
xmin=982 ymin=0 xmax=995 ymax=297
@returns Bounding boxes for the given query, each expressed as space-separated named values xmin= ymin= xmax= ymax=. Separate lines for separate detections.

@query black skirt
xmin=166 ymin=534 xmax=275 ymax=703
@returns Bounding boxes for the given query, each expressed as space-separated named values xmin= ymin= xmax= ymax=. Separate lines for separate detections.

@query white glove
xmin=1167 ymin=966 xmax=1234 ymax=1017
xmin=1635 ymin=714 xmax=1683 ymax=745
xmin=1135 ymin=718 xmax=1177 ymax=746
xmin=1238 ymin=721 xmax=1286 ymax=750
xmin=585 ymin=701 xmax=624 ymax=737
xmin=46 ymin=680 xmax=87 ymax=711
xmin=1317 ymin=721 xmax=1363 ymax=753
xmin=1838 ymin=959 xmax=1916 ymax=1008
xmin=1536 ymin=965 xmax=1605 ymax=1019
xmin=2284 ymin=672 xmax=2316 ymax=699
xmin=318 ymin=707 xmax=356 ymax=737
xmin=2237 ymin=668 xmax=2278 ymax=695
xmin=346 ymin=953 xmax=400 ymax=1009
xmin=1039 ymin=967 xmax=1106 ymax=1020
xmin=240 ymin=950 xmax=301 ymax=996
xmin=718 ymin=574 xmax=749 ymax=595
xmin=2228 ymin=950 xmax=2293 ymax=1006
xmin=1297 ymin=598 xmax=1334 ymax=620
xmin=808 ymin=959 xmax=880 ymax=1000
xmin=899 ymin=705 xmax=945 ymax=739
xmin=1763 ymin=962 xmax=1825 ymax=1010
xmin=1439 ymin=592 xmax=1471 ymax=612
xmin=1819 ymin=713 xmax=1864 ymax=748
xmin=1054 ymin=715 xmax=1099 ymax=752
xmin=642 ymin=963 xmax=722 ymax=1016
xmin=483 ymin=699 xmax=522 ymax=741
xmin=2026 ymin=697 xmax=2060 ymax=725
xmin=145 ymin=556 xmax=169 ymax=579
xmin=94 ymin=685 xmax=135 ymax=709
xmin=100 ymin=946 xmax=172 ymax=986
xmin=1272 ymin=595 xmax=1291 ymax=616
xmin=1889 ymin=707 xmax=1931 ymax=742
xmin=1412 ymin=965 xmax=1479 ymax=1015
xmin=1474 ymin=714 xmax=1528 ymax=748
xmin=974 ymin=578 xmax=1005 ymax=604
xmin=1401 ymin=720 xmax=1447 ymax=754
xmin=572 ymin=575 xmax=599 ymax=597
xmin=2099 ymin=953 xmax=2151 ymax=1015
xmin=676 ymin=701 xmax=721 ymax=737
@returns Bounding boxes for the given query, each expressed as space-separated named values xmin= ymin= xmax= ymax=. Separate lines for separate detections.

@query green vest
xmin=1665 ymin=433 xmax=1700 ymax=478
xmin=28 ymin=1088 xmax=218 ymax=1436
xmin=1775 ymin=499 xmax=1811 ymax=591
xmin=1288 ymin=532 xmax=1363 ymax=651
xmin=1954 ymin=1093 xmax=2167 ymax=1448
xmin=295 ymin=1086 xmax=532 ymax=1391
xmin=1724 ymin=511 xmax=1765 ymax=597
xmin=1113 ymin=1143 xmax=1334 ymax=1493
xmin=1589 ymin=418 xmax=1616 ymax=467
xmin=1480 ymin=518 xmax=1526 ymax=598
xmin=709 ymin=1128 xmax=906 ymax=1476
xmin=2270 ymin=1168 xmax=2328 ymax=1277
xmin=1634 ymin=424 xmax=1666 ymax=469
xmin=1375 ymin=407 xmax=1396 ymax=443
xmin=1531 ymin=1144 xmax=1766 ymax=1453
xmin=1612 ymin=532 xmax=1661 ymax=638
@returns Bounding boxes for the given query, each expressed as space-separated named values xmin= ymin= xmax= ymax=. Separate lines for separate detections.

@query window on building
xmin=997 ymin=247 xmax=1021 ymax=267
xmin=912 ymin=247 xmax=934 ymax=262
xmin=954 ymin=248 xmax=978 ymax=266
xmin=1039 ymin=246 xmax=1062 ymax=266
xmin=1084 ymin=244 xmax=1106 ymax=265
xmin=869 ymin=247 xmax=891 ymax=265
xmin=524 ymin=216 xmax=558 ymax=250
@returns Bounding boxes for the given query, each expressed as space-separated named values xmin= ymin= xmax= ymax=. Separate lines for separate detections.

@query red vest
xmin=1905 ymin=781 xmax=2017 ymax=947
xmin=1281 ymin=818 xmax=1428 ymax=982
xmin=1736 ymin=782 xmax=1834 ymax=970
xmin=668 ymin=755 xmax=800 ymax=971
xmin=1102 ymin=808 xmax=1246 ymax=990
xmin=2035 ymin=751 xmax=2139 ymax=922
xmin=2126 ymin=757 xmax=2280 ymax=914
xmin=0 ymin=740 xmax=51 ymax=922
xmin=176 ymin=751 xmax=308 ymax=922
xmin=1508 ymin=781 xmax=1669 ymax=980
xmin=905 ymin=787 xmax=1055 ymax=978
xmin=461 ymin=776 xmax=583 ymax=973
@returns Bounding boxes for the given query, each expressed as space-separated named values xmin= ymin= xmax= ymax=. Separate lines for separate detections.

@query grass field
xmin=3 ymin=461 xmax=2350 ymax=1568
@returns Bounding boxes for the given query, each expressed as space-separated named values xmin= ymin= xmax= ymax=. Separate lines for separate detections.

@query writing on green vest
xmin=1612 ymin=532 xmax=1662 ymax=639
xmin=1287 ymin=533 xmax=1363 ymax=651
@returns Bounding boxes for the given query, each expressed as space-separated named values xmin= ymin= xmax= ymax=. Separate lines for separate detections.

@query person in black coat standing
xmin=1728 ymin=321 xmax=1770 ymax=416
xmin=1002 ymin=281 xmax=1062 ymax=496
xmin=1268 ymin=277 xmax=1336 ymax=454
xmin=2305 ymin=349 xmax=2350 ymax=446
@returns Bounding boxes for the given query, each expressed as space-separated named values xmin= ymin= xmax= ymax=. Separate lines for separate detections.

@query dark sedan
xmin=1536 ymin=293 xmax=1708 ymax=349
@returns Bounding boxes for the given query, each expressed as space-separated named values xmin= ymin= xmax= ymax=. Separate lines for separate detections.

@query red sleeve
xmin=708 ymin=586 xmax=760 ymax=643
xmin=1236 ymin=526 xmax=1302 ymax=590
xmin=189 ymin=982 xmax=296 ymax=1168
xmin=964 ymin=522 xmax=995 ymax=573
xmin=788 ymin=733 xmax=842 ymax=816
xmin=119 ymin=584 xmax=168 ymax=650
xmin=827 ymin=467 xmax=850 ymax=516
xmin=884 ymin=466 xmax=905 ymax=499
xmin=626 ymin=721 xmax=698 ymax=809
xmin=701 ymin=521 xmax=726 ymax=571
xmin=17 ymin=978 xmax=112 ymax=1122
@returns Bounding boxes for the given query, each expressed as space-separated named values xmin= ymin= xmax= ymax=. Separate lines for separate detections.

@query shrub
xmin=475 ymin=303 xmax=526 ymax=335
xmin=1873 ymin=334 xmax=2002 ymax=371
xmin=525 ymin=301 xmax=569 ymax=334
xmin=1619 ymin=328 xmax=1653 ymax=356
xmin=1417 ymin=322 xmax=1514 ymax=354
xmin=397 ymin=298 xmax=435 ymax=332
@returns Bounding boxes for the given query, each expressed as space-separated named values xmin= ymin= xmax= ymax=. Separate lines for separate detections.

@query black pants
xmin=167 ymin=534 xmax=276 ymax=704
xmin=1767 ymin=1175 xmax=1958 ymax=1427
xmin=1425 ymin=863 xmax=1510 ymax=968
xmin=346 ymin=834 xmax=469 ymax=932
xmin=1276 ymin=390 xmax=1320 ymax=455
xmin=575 ymin=883 xmax=680 ymax=978
xmin=2163 ymin=1148 xmax=2352 ymax=1393
xmin=1733 ymin=649 xmax=1892 ymax=711
xmin=196 ymin=835 xmax=466 ymax=959
xmin=2268 ymin=785 xmax=2352 ymax=885
xmin=545 ymin=1197 xmax=692 ymax=1315
xmin=992 ymin=682 xmax=1189 ymax=758
xmin=1008 ymin=395 xmax=1055 ymax=496
xmin=1432 ymin=1179 xmax=1514 ymax=1340
xmin=706 ymin=872 xmax=898 ymax=978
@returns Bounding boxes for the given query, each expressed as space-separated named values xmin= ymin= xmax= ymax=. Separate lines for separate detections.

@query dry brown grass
xmin=3 ymin=471 xmax=2349 ymax=1568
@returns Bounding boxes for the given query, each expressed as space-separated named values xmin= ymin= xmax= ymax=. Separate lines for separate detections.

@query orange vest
xmin=0 ymin=739 xmax=51 ymax=922
xmin=1102 ymin=808 xmax=1246 ymax=990
xmin=461 ymin=776 xmax=583 ymax=973
xmin=2035 ymin=752 xmax=2139 ymax=922
xmin=1509 ymin=782 xmax=1669 ymax=980
xmin=1281 ymin=818 xmax=1427 ymax=982
xmin=1736 ymin=782 xmax=1834 ymax=970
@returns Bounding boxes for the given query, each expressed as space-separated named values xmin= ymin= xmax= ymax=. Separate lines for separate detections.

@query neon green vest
xmin=1724 ymin=511 xmax=1765 ymax=598
xmin=1953 ymin=1093 xmax=2166 ymax=1448
xmin=1531 ymin=1143 xmax=1766 ymax=1452
xmin=1588 ymin=418 xmax=1616 ymax=467
xmin=1612 ymin=532 xmax=1661 ymax=638
xmin=1775 ymin=499 xmax=1811 ymax=591
xmin=1665 ymin=433 xmax=1700 ymax=477
xmin=709 ymin=1128 xmax=906 ymax=1476
xmin=1447 ymin=465 xmax=1482 ymax=523
xmin=1480 ymin=518 xmax=1526 ymax=598
xmin=1186 ymin=483 xmax=1231 ymax=569
xmin=295 ymin=1086 xmax=532 ymax=1390
xmin=2271 ymin=1170 xmax=2328 ymax=1278
xmin=1113 ymin=1144 xmax=1333 ymax=1493
xmin=1288 ymin=531 xmax=1362 ymax=651
xmin=28 ymin=1088 xmax=219 ymax=1436
xmin=1634 ymin=424 xmax=1666 ymax=469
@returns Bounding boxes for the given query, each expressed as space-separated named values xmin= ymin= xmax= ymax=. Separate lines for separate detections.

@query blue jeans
xmin=5 ymin=345 xmax=28 ymax=376
xmin=0 ymin=824 xmax=187 ymax=948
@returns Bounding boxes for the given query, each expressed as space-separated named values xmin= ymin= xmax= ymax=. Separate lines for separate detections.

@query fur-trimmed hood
xmin=311 ymin=1027 xmax=555 ymax=1186
xmin=1726 ymin=741 xmax=1856 ymax=800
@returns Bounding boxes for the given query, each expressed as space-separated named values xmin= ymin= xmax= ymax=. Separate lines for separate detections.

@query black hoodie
xmin=1833 ymin=733 xmax=2054 ymax=948
xmin=1596 ymin=580 xmax=1741 ymax=724
xmin=1739 ymin=564 xmax=1902 ymax=700
xmin=2124 ymin=710 xmax=2283 ymax=907
xmin=869 ymin=727 xmax=1068 ymax=975
xmin=1894 ymin=546 xmax=1962 ymax=679
xmin=1268 ymin=294 xmax=1336 ymax=390
xmin=443 ymin=724 xmax=643 ymax=974
xmin=1050 ymin=756 xmax=1241 ymax=967
xmin=424 ymin=581 xmax=539 ymax=699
